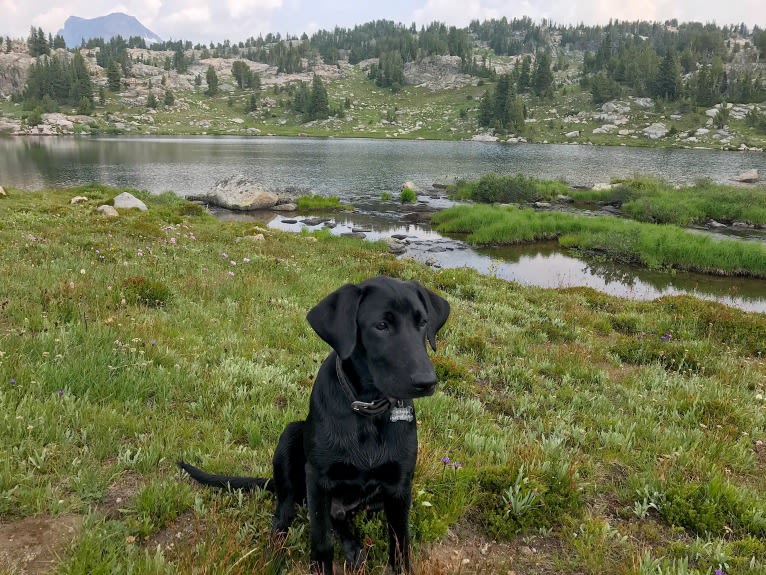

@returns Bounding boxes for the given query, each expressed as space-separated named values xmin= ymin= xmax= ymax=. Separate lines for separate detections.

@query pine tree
xmin=308 ymin=75 xmax=329 ymax=120
xmin=205 ymin=65 xmax=219 ymax=96
xmin=653 ymin=50 xmax=680 ymax=101
xmin=532 ymin=51 xmax=554 ymax=98
xmin=107 ymin=60 xmax=121 ymax=92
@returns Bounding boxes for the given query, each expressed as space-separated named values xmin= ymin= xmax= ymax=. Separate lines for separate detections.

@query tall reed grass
xmin=432 ymin=205 xmax=766 ymax=277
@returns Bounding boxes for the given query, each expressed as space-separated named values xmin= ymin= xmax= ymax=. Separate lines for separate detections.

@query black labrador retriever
xmin=179 ymin=276 xmax=450 ymax=574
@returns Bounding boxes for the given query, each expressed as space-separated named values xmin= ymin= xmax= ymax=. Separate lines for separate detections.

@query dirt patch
xmin=0 ymin=514 xmax=82 ymax=575
xmin=142 ymin=511 xmax=196 ymax=552
xmin=99 ymin=471 xmax=143 ymax=520
xmin=417 ymin=523 xmax=564 ymax=574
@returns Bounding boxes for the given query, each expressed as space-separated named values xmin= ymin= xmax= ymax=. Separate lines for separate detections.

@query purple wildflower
xmin=453 ymin=461 xmax=463 ymax=470
xmin=57 ymin=390 xmax=64 ymax=397
xmin=221 ymin=252 xmax=228 ymax=259
xmin=660 ymin=332 xmax=672 ymax=342
xmin=9 ymin=378 xmax=16 ymax=385
xmin=441 ymin=456 xmax=451 ymax=465
xmin=715 ymin=569 xmax=725 ymax=575
xmin=150 ymin=339 xmax=157 ymax=347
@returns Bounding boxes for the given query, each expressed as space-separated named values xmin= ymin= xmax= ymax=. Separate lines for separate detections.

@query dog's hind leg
xmin=306 ymin=465 xmax=334 ymax=574
xmin=271 ymin=421 xmax=307 ymax=533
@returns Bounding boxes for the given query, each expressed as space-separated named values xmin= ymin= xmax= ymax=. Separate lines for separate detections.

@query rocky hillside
xmin=0 ymin=31 xmax=765 ymax=151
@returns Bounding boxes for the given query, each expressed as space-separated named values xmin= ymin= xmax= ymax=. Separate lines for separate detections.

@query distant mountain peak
xmin=58 ymin=12 xmax=163 ymax=47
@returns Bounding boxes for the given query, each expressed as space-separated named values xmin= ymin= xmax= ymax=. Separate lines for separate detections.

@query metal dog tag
xmin=390 ymin=405 xmax=413 ymax=423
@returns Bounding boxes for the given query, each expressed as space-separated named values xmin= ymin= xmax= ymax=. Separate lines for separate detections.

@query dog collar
xmin=335 ymin=355 xmax=401 ymax=417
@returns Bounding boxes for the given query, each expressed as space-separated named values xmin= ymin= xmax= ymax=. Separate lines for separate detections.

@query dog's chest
xmin=318 ymin=415 xmax=417 ymax=472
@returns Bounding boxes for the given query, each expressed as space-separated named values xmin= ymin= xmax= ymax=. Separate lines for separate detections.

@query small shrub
xmin=399 ymin=187 xmax=417 ymax=203
xmin=380 ymin=191 xmax=393 ymax=201
xmin=122 ymin=276 xmax=173 ymax=307
xmin=474 ymin=460 xmax=582 ymax=540
xmin=660 ymin=476 xmax=745 ymax=536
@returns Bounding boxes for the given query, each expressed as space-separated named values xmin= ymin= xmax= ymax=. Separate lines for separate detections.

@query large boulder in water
xmin=191 ymin=174 xmax=278 ymax=211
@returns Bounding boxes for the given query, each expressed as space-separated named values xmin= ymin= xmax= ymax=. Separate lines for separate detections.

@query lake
xmin=2 ymin=135 xmax=765 ymax=312
xmin=3 ymin=135 xmax=766 ymax=195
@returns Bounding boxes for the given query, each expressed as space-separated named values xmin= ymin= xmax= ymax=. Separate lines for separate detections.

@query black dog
xmin=180 ymin=276 xmax=450 ymax=573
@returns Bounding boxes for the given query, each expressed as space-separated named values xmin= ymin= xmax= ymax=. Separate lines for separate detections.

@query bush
xmin=399 ymin=187 xmax=417 ymax=203
xmin=475 ymin=460 xmax=582 ymax=540
xmin=121 ymin=276 xmax=172 ymax=307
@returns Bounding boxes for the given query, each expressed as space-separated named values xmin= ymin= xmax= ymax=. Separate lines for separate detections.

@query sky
xmin=2 ymin=0 xmax=765 ymax=44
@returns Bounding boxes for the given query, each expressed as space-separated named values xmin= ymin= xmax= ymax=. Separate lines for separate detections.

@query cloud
xmin=227 ymin=0 xmax=282 ymax=19
xmin=412 ymin=0 xmax=501 ymax=27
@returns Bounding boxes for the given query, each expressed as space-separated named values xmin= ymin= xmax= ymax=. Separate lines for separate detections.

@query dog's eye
xmin=375 ymin=321 xmax=388 ymax=331
xmin=418 ymin=319 xmax=428 ymax=328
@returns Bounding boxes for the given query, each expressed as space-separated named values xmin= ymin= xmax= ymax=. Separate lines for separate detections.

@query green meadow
xmin=1 ymin=186 xmax=765 ymax=574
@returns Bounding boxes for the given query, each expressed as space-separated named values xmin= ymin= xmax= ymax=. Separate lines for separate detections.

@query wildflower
xmin=68 ymin=282 xmax=75 ymax=290
xmin=137 ymin=249 xmax=143 ymax=257
xmin=80 ymin=268 xmax=85 ymax=274
xmin=8 ymin=378 xmax=16 ymax=385
xmin=660 ymin=332 xmax=672 ymax=342
xmin=230 ymin=260 xmax=237 ymax=266
xmin=150 ymin=339 xmax=157 ymax=346
xmin=441 ymin=456 xmax=451 ymax=465
xmin=221 ymin=252 xmax=228 ymax=259
xmin=715 ymin=569 xmax=725 ymax=575
xmin=453 ymin=461 xmax=463 ymax=470
xmin=228 ymin=271 xmax=235 ymax=277
xmin=57 ymin=390 xmax=64 ymax=397
xmin=169 ymin=237 xmax=177 ymax=245
xmin=243 ymin=257 xmax=250 ymax=264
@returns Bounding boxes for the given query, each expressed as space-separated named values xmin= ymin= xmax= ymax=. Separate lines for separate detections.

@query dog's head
xmin=307 ymin=276 xmax=450 ymax=400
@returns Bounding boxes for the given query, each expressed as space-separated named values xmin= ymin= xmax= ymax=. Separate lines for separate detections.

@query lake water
xmin=2 ymin=135 xmax=765 ymax=312
xmin=3 ymin=135 xmax=766 ymax=195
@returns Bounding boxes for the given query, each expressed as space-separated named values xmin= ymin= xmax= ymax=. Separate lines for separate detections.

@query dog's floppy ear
xmin=306 ymin=283 xmax=363 ymax=359
xmin=410 ymin=281 xmax=451 ymax=350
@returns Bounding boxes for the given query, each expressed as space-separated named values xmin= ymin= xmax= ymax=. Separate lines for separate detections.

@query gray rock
xmin=384 ymin=238 xmax=407 ymax=255
xmin=565 ymin=130 xmax=580 ymax=138
xmin=70 ymin=196 xmax=88 ymax=205
xmin=341 ymin=232 xmax=366 ymax=240
xmin=707 ymin=219 xmax=727 ymax=229
xmin=271 ymin=203 xmax=297 ymax=211
xmin=401 ymin=180 xmax=420 ymax=192
xmin=556 ymin=195 xmax=574 ymax=203
xmin=352 ymin=226 xmax=372 ymax=233
xmin=97 ymin=205 xmax=119 ymax=218
xmin=534 ymin=202 xmax=552 ymax=208
xmin=733 ymin=169 xmax=758 ymax=183
xmin=191 ymin=174 xmax=278 ymax=211
xmin=391 ymin=234 xmax=409 ymax=240
xmin=280 ymin=219 xmax=298 ymax=224
xmin=732 ymin=221 xmax=754 ymax=229
xmin=113 ymin=192 xmax=147 ymax=211
xmin=0 ymin=185 xmax=5 ymax=197
xmin=592 ymin=183 xmax=613 ymax=191
xmin=642 ymin=123 xmax=668 ymax=139
xmin=601 ymin=205 xmax=620 ymax=215
xmin=302 ymin=217 xmax=326 ymax=226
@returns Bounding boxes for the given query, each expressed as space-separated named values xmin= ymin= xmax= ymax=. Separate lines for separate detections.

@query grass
xmin=1 ymin=186 xmax=766 ymax=574
xmin=432 ymin=204 xmax=766 ymax=278
xmin=295 ymin=195 xmax=353 ymax=211
xmin=449 ymin=173 xmax=571 ymax=203
xmin=568 ymin=176 xmax=766 ymax=227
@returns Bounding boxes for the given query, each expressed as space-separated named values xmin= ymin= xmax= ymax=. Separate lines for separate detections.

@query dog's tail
xmin=178 ymin=461 xmax=276 ymax=493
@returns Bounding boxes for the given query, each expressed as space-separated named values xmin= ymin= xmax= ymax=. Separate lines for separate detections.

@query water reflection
xmin=215 ymin=210 xmax=766 ymax=313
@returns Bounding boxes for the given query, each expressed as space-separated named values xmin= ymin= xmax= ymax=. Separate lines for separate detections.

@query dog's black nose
xmin=411 ymin=373 xmax=437 ymax=396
